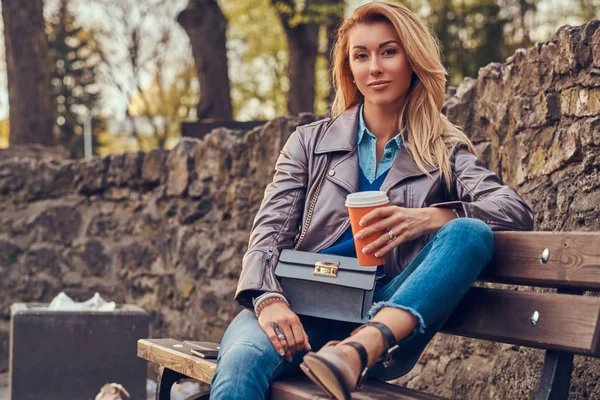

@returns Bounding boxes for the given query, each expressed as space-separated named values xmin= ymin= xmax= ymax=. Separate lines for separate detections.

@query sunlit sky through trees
xmin=0 ymin=0 xmax=597 ymax=123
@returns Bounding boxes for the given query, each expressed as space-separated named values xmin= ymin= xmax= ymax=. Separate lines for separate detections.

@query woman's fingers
xmin=258 ymin=303 xmax=309 ymax=361
xmin=360 ymin=206 xmax=396 ymax=227
xmin=280 ymin=323 xmax=297 ymax=361
xmin=291 ymin=321 xmax=309 ymax=352
xmin=264 ymin=324 xmax=287 ymax=357
xmin=356 ymin=207 xmax=401 ymax=239
xmin=371 ymin=231 xmax=406 ymax=257
xmin=302 ymin=327 xmax=312 ymax=351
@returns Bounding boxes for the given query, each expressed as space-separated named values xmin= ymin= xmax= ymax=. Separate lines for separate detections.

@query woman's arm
xmin=429 ymin=146 xmax=534 ymax=231
xmin=235 ymin=128 xmax=309 ymax=308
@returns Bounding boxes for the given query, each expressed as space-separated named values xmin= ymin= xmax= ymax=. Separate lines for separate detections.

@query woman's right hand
xmin=258 ymin=302 xmax=311 ymax=361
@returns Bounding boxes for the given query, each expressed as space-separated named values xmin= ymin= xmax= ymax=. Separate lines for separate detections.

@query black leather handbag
xmin=274 ymin=250 xmax=376 ymax=323
xmin=273 ymin=156 xmax=377 ymax=323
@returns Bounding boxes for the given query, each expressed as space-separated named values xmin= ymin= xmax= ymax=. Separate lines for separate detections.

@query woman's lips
xmin=369 ymin=82 xmax=391 ymax=90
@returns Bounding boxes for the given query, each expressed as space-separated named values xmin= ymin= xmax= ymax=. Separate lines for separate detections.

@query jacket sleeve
xmin=234 ymin=128 xmax=308 ymax=308
xmin=430 ymin=146 xmax=534 ymax=231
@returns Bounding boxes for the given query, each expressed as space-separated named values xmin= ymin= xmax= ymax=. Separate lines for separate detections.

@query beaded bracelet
xmin=255 ymin=297 xmax=290 ymax=318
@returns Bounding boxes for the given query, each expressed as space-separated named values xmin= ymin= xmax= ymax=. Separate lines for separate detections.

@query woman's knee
xmin=218 ymin=340 xmax=282 ymax=375
xmin=217 ymin=309 xmax=278 ymax=363
xmin=439 ymin=217 xmax=493 ymax=260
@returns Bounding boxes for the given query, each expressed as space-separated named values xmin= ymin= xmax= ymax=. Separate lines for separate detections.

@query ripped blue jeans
xmin=210 ymin=218 xmax=494 ymax=399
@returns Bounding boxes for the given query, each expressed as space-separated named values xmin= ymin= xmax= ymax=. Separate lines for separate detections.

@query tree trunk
xmin=285 ymin=24 xmax=319 ymax=115
xmin=178 ymin=0 xmax=233 ymax=121
xmin=3 ymin=0 xmax=54 ymax=146
xmin=272 ymin=0 xmax=321 ymax=115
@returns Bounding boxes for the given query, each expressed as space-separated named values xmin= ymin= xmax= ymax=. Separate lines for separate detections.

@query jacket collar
xmin=315 ymin=105 xmax=360 ymax=154
xmin=317 ymin=104 xmax=438 ymax=193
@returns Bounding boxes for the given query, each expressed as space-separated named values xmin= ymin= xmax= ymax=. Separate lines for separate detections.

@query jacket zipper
xmin=265 ymin=248 xmax=274 ymax=265
xmin=293 ymin=155 xmax=331 ymax=250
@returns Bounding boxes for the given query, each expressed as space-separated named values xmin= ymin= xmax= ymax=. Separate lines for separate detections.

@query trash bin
xmin=9 ymin=302 xmax=150 ymax=400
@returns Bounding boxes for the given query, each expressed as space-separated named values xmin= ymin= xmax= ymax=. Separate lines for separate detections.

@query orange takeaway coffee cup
xmin=345 ymin=191 xmax=390 ymax=266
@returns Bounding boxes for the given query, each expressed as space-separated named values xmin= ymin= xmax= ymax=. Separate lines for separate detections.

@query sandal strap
xmin=350 ymin=321 xmax=399 ymax=367
xmin=341 ymin=342 xmax=369 ymax=389
xmin=365 ymin=321 xmax=397 ymax=350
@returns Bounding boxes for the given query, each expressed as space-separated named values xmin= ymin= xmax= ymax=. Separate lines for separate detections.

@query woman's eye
xmin=382 ymin=48 xmax=397 ymax=56
xmin=354 ymin=53 xmax=367 ymax=60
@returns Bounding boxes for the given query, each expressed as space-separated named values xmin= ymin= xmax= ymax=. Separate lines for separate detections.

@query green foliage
xmin=221 ymin=0 xmax=289 ymax=120
xmin=223 ymin=0 xmax=343 ymax=119
xmin=429 ymin=0 xmax=513 ymax=85
xmin=47 ymin=0 xmax=105 ymax=158
xmin=272 ymin=1 xmax=345 ymax=28
xmin=97 ymin=63 xmax=198 ymax=154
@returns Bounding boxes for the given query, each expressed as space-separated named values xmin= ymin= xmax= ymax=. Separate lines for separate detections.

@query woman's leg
xmin=210 ymin=309 xmax=336 ymax=399
xmin=338 ymin=217 xmax=494 ymax=379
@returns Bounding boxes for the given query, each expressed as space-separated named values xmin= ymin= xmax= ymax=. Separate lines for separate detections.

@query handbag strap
xmin=293 ymin=155 xmax=331 ymax=250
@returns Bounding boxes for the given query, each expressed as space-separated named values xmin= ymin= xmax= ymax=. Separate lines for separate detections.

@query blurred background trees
xmin=47 ymin=0 xmax=104 ymax=158
xmin=2 ymin=0 xmax=54 ymax=146
xmin=178 ymin=0 xmax=232 ymax=121
xmin=0 ymin=0 xmax=598 ymax=155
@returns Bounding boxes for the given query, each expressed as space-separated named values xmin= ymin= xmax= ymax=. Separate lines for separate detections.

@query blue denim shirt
xmin=357 ymin=104 xmax=404 ymax=183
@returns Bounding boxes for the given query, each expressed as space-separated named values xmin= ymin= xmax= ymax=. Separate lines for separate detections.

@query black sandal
xmin=300 ymin=321 xmax=398 ymax=400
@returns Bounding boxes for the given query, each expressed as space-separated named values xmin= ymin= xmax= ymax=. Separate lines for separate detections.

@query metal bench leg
xmin=534 ymin=351 xmax=573 ymax=400
xmin=156 ymin=366 xmax=187 ymax=400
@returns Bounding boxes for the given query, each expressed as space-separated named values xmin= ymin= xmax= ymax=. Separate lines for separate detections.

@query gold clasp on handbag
xmin=313 ymin=261 xmax=339 ymax=278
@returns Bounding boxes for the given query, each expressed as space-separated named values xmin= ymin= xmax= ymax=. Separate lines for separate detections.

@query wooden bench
xmin=138 ymin=231 xmax=600 ymax=399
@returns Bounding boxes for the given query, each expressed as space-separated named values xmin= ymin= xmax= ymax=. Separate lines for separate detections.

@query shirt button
xmin=329 ymin=169 xmax=335 ymax=176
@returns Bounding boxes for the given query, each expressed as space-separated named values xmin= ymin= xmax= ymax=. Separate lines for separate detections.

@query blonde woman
xmin=210 ymin=2 xmax=533 ymax=399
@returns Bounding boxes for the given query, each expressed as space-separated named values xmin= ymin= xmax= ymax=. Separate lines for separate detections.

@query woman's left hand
xmin=354 ymin=206 xmax=434 ymax=258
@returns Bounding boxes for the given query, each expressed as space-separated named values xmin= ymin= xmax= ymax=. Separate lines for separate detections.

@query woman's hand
xmin=354 ymin=206 xmax=452 ymax=258
xmin=257 ymin=302 xmax=311 ymax=361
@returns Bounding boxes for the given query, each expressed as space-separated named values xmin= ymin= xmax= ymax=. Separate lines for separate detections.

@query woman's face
xmin=348 ymin=21 xmax=414 ymax=108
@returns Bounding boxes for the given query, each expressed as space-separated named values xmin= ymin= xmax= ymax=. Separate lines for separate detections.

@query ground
xmin=0 ymin=373 xmax=202 ymax=400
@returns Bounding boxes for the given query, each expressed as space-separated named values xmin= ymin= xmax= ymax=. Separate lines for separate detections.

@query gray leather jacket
xmin=235 ymin=105 xmax=534 ymax=307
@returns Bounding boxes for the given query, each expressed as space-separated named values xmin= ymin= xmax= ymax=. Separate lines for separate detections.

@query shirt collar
xmin=357 ymin=103 xmax=404 ymax=148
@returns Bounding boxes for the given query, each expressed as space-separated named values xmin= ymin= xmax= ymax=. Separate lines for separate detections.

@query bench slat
xmin=481 ymin=232 xmax=600 ymax=290
xmin=442 ymin=287 xmax=600 ymax=356
xmin=137 ymin=339 xmax=446 ymax=399
xmin=138 ymin=338 xmax=217 ymax=384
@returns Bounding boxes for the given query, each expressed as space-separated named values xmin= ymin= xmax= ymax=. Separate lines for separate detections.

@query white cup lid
xmin=345 ymin=191 xmax=389 ymax=207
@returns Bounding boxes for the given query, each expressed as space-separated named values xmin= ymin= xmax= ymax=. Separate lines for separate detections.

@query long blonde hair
xmin=331 ymin=1 xmax=476 ymax=190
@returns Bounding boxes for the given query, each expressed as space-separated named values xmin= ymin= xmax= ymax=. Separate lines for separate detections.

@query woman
xmin=210 ymin=2 xmax=534 ymax=399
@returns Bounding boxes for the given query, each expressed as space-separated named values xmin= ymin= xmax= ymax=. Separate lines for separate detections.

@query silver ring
xmin=272 ymin=322 xmax=286 ymax=342
xmin=388 ymin=229 xmax=396 ymax=242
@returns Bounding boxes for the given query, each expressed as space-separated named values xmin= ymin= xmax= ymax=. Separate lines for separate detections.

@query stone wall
xmin=1 ymin=20 xmax=599 ymax=399
xmin=404 ymin=20 xmax=600 ymax=399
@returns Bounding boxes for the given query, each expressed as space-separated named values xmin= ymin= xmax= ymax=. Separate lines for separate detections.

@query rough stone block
xmin=166 ymin=139 xmax=197 ymax=197
xmin=593 ymin=27 xmax=600 ymax=68
xmin=34 ymin=205 xmax=83 ymax=245
xmin=142 ymin=148 xmax=167 ymax=185
xmin=561 ymin=87 xmax=600 ymax=117
xmin=75 ymin=156 xmax=108 ymax=194
xmin=581 ymin=117 xmax=600 ymax=147
xmin=107 ymin=152 xmax=143 ymax=187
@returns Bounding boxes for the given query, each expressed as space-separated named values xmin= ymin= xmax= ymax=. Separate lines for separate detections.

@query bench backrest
xmin=442 ymin=231 xmax=600 ymax=357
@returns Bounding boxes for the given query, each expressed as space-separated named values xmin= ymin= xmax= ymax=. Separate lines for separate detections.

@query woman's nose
xmin=369 ymin=57 xmax=383 ymax=75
